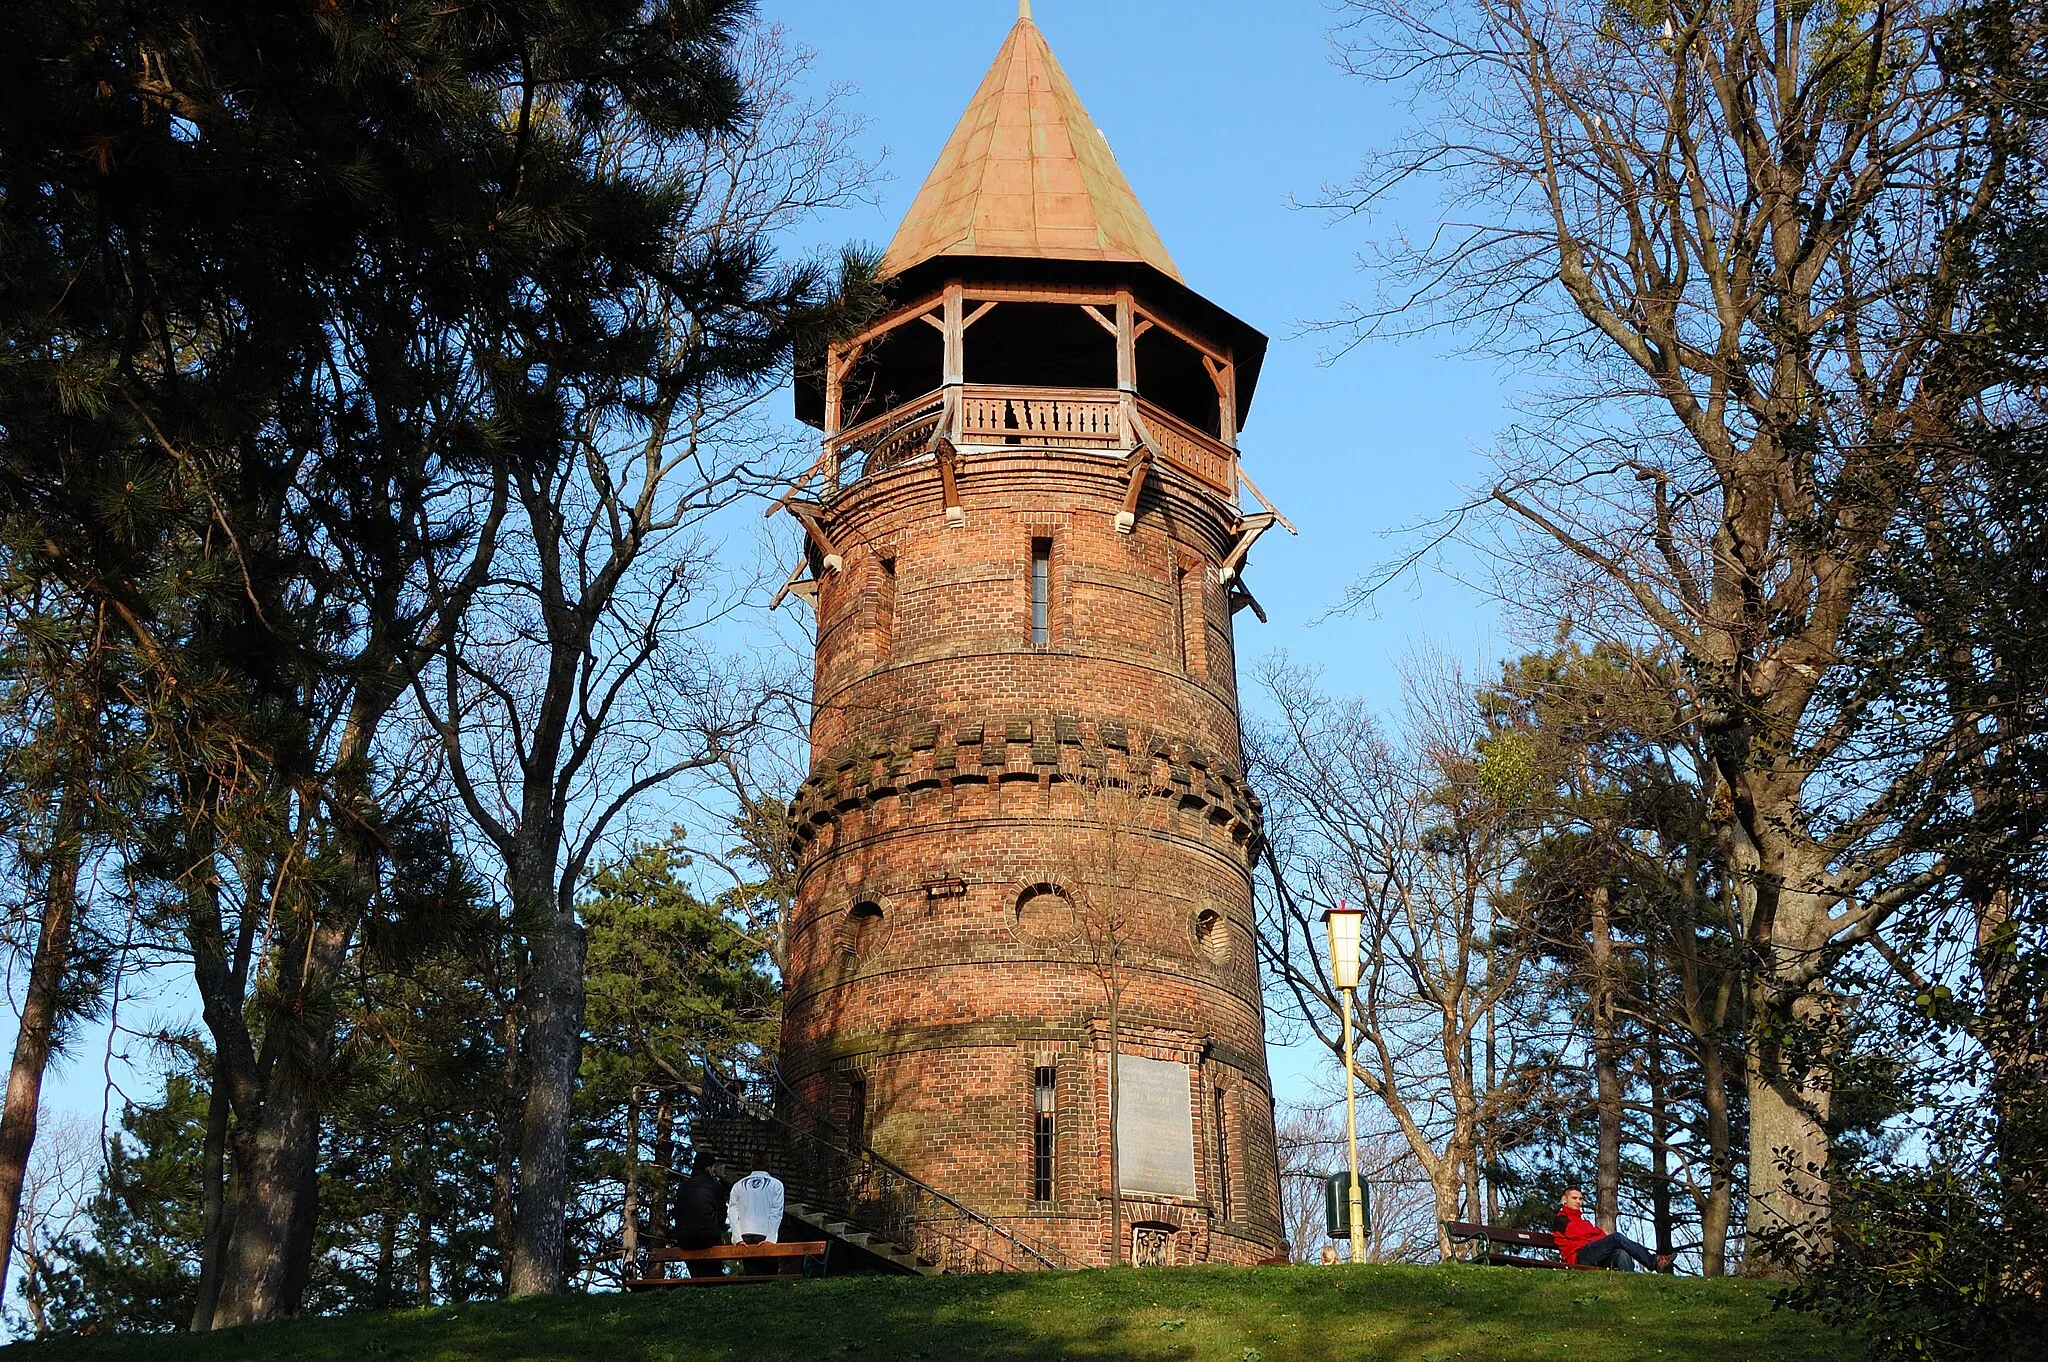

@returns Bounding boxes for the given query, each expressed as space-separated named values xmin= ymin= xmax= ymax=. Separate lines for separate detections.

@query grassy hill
xmin=2 ymin=1264 xmax=1849 ymax=1362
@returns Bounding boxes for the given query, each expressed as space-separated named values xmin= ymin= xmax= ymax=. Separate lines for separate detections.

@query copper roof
xmin=879 ymin=13 xmax=1181 ymax=281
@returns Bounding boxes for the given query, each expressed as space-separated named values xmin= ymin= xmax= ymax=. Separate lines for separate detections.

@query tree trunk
xmin=506 ymin=894 xmax=586 ymax=1296
xmin=212 ymin=1034 xmax=334 ymax=1325
xmin=1700 ymin=1036 xmax=1733 ymax=1276
xmin=189 ymin=1077 xmax=234 ymax=1330
xmin=1648 ymin=1015 xmax=1673 ymax=1257
xmin=210 ymin=816 xmax=370 ymax=1326
xmin=1483 ymin=1004 xmax=1498 ymax=1223
xmin=417 ymin=1138 xmax=436 ymax=1306
xmin=371 ymin=1198 xmax=398 ymax=1310
xmin=279 ymin=1136 xmax=322 ymax=1315
xmin=492 ymin=987 xmax=520 ymax=1288
xmin=1428 ymin=1160 xmax=1462 ymax=1261
xmin=1740 ymin=965 xmax=1834 ymax=1277
xmin=621 ymin=1086 xmax=642 ymax=1280
xmin=0 ymin=779 xmax=84 ymax=1296
xmin=1587 ymin=884 xmax=1622 ymax=1231
xmin=190 ymin=847 xmax=260 ymax=1333
xmin=650 ymin=1092 xmax=676 ymax=1237
xmin=1106 ymin=973 xmax=1122 ymax=1267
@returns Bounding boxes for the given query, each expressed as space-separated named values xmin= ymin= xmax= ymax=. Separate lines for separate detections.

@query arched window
xmin=1193 ymin=908 xmax=1229 ymax=966
xmin=1015 ymin=883 xmax=1075 ymax=943
xmin=843 ymin=900 xmax=884 ymax=960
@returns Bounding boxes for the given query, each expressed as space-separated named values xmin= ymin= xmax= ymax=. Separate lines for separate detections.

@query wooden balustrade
xmin=1133 ymin=401 xmax=1235 ymax=495
xmin=959 ymin=387 xmax=1124 ymax=447
xmin=823 ymin=385 xmax=1236 ymax=499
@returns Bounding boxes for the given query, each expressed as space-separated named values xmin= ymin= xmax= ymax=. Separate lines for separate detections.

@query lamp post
xmin=1324 ymin=902 xmax=1366 ymax=1264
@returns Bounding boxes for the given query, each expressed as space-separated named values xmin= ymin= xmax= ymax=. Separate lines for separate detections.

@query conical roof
xmin=880 ymin=12 xmax=1181 ymax=281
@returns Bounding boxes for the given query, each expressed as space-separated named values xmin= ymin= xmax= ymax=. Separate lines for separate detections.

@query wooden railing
xmin=959 ymin=386 xmax=1124 ymax=448
xmin=1130 ymin=400 xmax=1235 ymax=496
xmin=824 ymin=385 xmax=1236 ymax=499
xmin=830 ymin=391 xmax=947 ymax=488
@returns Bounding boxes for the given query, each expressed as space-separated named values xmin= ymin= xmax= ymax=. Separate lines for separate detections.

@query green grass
xmin=2 ymin=1264 xmax=1847 ymax=1362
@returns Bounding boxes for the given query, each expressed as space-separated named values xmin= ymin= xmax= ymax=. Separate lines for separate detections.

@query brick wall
xmin=783 ymin=412 xmax=1285 ymax=1266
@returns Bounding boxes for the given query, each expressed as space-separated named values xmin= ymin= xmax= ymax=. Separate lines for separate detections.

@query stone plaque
xmin=1116 ymin=1055 xmax=1195 ymax=1197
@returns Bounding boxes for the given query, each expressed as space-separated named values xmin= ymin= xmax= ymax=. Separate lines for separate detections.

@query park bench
xmin=1442 ymin=1221 xmax=1601 ymax=1270
xmin=623 ymin=1240 xmax=830 ymax=1289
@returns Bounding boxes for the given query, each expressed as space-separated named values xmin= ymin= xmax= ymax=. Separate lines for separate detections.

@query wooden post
xmin=1218 ymin=350 xmax=1236 ymax=449
xmin=944 ymin=285 xmax=966 ymax=444
xmin=824 ymin=344 xmax=846 ymax=496
xmin=1115 ymin=290 xmax=1135 ymax=393
xmin=943 ymin=285 xmax=965 ymax=386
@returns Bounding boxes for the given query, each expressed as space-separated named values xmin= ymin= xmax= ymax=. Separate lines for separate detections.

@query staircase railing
xmin=696 ymin=1058 xmax=1073 ymax=1275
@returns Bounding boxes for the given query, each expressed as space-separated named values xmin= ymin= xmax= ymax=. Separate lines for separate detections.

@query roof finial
xmin=1019 ymin=1 xmax=1032 ymax=20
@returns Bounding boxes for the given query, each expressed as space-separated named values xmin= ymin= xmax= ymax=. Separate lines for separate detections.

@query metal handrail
xmin=696 ymin=1058 xmax=1073 ymax=1273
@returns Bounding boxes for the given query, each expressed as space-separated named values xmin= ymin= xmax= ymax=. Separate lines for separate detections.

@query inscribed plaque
xmin=1116 ymin=1055 xmax=1195 ymax=1197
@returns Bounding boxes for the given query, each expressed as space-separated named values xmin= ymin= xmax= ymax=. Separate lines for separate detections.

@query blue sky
xmin=15 ymin=0 xmax=1521 ymax=1139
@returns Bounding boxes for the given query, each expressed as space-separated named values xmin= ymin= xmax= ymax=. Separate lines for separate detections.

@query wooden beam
xmin=960 ymin=284 xmax=1121 ymax=307
xmin=768 ymin=556 xmax=819 ymax=611
xmin=920 ymin=311 xmax=946 ymax=332
xmin=961 ymin=300 xmax=998 ymax=330
xmin=764 ymin=446 xmax=838 ymax=519
xmin=942 ymin=284 xmax=964 ymax=386
xmin=933 ymin=434 xmax=964 ymax=527
xmin=1115 ymin=291 xmax=1135 ymax=393
xmin=1132 ymin=305 xmax=1225 ymax=365
xmin=785 ymin=501 xmax=844 ymax=573
xmin=1115 ymin=445 xmax=1152 ymax=534
xmin=1082 ymin=303 xmax=1118 ymax=336
xmin=1202 ymin=353 xmax=1236 ymax=448
xmin=1227 ymin=577 xmax=1268 ymax=624
xmin=841 ymin=294 xmax=944 ymax=352
xmin=1236 ymin=464 xmax=1297 ymax=535
xmin=1217 ymin=512 xmax=1275 ymax=583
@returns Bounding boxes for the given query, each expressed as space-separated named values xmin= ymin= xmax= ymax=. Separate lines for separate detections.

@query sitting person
xmin=1552 ymin=1186 xmax=1673 ymax=1272
xmin=668 ymin=1159 xmax=728 ymax=1278
xmin=726 ymin=1168 xmax=786 ymax=1275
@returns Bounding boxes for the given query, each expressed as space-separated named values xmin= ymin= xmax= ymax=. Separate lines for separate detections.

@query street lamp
xmin=1323 ymin=902 xmax=1367 ymax=1264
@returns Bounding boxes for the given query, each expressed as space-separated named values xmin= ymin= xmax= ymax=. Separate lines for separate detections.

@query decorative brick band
xmin=788 ymin=714 xmax=1265 ymax=858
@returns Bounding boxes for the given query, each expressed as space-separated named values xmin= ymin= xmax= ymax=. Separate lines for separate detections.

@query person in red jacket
xmin=1553 ymin=1187 xmax=1673 ymax=1271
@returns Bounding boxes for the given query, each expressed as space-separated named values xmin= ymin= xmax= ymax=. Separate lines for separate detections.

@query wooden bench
xmin=623 ymin=1240 xmax=830 ymax=1289
xmin=1442 ymin=1221 xmax=1600 ymax=1270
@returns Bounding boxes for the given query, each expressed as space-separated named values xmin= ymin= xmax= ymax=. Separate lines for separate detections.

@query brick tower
xmin=774 ymin=6 xmax=1289 ymax=1269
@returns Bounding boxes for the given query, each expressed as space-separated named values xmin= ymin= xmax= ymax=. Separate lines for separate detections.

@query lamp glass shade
xmin=1323 ymin=904 xmax=1364 ymax=991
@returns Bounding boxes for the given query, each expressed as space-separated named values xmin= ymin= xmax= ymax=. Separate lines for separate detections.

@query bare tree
xmin=1051 ymin=774 xmax=1150 ymax=1268
xmin=7 ymin=1111 xmax=99 ymax=1337
xmin=407 ymin=26 xmax=875 ymax=1295
xmin=1320 ymin=0 xmax=2002 ymax=1271
xmin=1252 ymin=654 xmax=1531 ymax=1259
xmin=0 ymin=596 xmax=104 ymax=1300
xmin=1276 ymin=1098 xmax=1440 ymax=1263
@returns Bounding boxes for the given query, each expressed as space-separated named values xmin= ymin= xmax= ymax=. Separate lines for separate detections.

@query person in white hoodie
xmin=726 ymin=1169 xmax=785 ymax=1245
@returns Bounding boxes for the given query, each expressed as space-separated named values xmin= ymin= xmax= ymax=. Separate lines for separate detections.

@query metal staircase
xmin=692 ymin=1059 xmax=1072 ymax=1276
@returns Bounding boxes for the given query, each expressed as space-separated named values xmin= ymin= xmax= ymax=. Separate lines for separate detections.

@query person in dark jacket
xmin=670 ymin=1160 xmax=729 ymax=1277
xmin=1553 ymin=1187 xmax=1673 ymax=1271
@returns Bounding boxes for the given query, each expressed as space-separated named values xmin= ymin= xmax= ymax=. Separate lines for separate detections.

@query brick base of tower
xmin=781 ymin=445 xmax=1288 ymax=1268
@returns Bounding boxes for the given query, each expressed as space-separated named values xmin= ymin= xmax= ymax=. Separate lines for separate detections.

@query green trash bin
xmin=1324 ymin=1171 xmax=1371 ymax=1241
